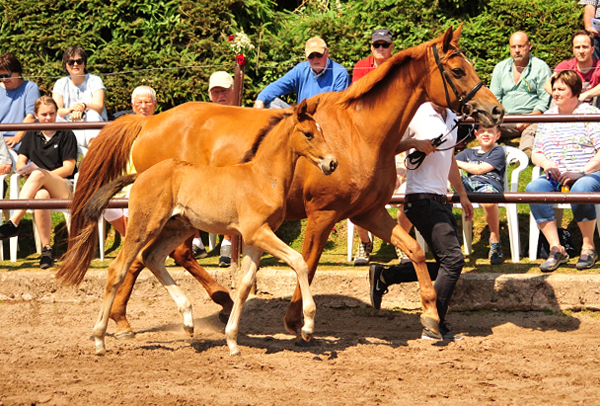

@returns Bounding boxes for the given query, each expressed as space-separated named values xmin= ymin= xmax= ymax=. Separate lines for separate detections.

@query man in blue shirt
xmin=0 ymin=52 xmax=40 ymax=150
xmin=254 ymin=36 xmax=350 ymax=108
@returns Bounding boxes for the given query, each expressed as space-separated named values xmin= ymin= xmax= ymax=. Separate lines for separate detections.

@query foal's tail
xmin=57 ymin=174 xmax=139 ymax=286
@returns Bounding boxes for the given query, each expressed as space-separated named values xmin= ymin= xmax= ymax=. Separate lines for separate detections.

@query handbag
xmin=537 ymin=227 xmax=578 ymax=260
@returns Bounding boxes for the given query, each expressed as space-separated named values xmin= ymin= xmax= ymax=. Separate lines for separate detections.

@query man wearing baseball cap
xmin=208 ymin=70 xmax=234 ymax=106
xmin=352 ymin=28 xmax=395 ymax=83
xmin=254 ymin=36 xmax=350 ymax=108
xmin=350 ymin=28 xmax=400 ymax=266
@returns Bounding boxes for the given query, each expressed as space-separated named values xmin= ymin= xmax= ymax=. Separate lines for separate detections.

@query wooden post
xmin=230 ymin=58 xmax=246 ymax=271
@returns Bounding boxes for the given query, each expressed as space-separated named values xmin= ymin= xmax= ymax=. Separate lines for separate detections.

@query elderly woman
xmin=526 ymin=70 xmax=600 ymax=271
xmin=52 ymin=45 xmax=106 ymax=148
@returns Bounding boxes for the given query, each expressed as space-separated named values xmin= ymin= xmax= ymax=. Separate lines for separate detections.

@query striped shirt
xmin=580 ymin=0 xmax=600 ymax=18
xmin=533 ymin=102 xmax=600 ymax=172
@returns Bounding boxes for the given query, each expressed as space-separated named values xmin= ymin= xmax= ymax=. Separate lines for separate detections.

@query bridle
xmin=432 ymin=44 xmax=484 ymax=117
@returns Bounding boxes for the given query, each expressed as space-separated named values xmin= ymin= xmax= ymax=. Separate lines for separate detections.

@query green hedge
xmin=0 ymin=0 xmax=583 ymax=114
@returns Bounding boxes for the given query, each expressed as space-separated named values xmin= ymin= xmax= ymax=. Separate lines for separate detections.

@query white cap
xmin=208 ymin=71 xmax=234 ymax=91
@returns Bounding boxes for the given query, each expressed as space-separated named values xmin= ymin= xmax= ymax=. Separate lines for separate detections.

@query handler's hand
xmin=254 ymin=100 xmax=265 ymax=109
xmin=413 ymin=139 xmax=436 ymax=155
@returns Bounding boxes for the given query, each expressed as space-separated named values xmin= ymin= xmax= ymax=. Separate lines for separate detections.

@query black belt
xmin=405 ymin=193 xmax=449 ymax=205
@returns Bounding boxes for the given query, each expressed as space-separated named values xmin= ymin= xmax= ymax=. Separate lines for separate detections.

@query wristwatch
xmin=580 ymin=169 xmax=586 ymax=176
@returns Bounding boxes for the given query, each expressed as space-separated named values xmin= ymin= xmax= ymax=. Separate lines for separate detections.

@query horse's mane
xmin=242 ymin=112 xmax=292 ymax=163
xmin=336 ymin=39 xmax=431 ymax=109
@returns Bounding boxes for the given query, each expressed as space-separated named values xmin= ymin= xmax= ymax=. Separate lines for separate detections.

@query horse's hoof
xmin=420 ymin=314 xmax=441 ymax=338
xmin=295 ymin=337 xmax=315 ymax=348
xmin=114 ymin=330 xmax=135 ymax=340
xmin=284 ymin=318 xmax=301 ymax=337
xmin=183 ymin=325 xmax=194 ymax=337
xmin=218 ymin=311 xmax=230 ymax=325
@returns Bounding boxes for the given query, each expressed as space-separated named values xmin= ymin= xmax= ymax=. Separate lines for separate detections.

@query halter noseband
xmin=432 ymin=44 xmax=484 ymax=117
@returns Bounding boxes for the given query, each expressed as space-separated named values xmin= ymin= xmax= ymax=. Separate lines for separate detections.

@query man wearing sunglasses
xmin=350 ymin=28 xmax=400 ymax=266
xmin=0 ymin=52 xmax=41 ymax=150
xmin=254 ymin=36 xmax=349 ymax=109
xmin=352 ymin=28 xmax=395 ymax=83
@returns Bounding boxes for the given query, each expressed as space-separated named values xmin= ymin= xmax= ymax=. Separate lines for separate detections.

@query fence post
xmin=230 ymin=57 xmax=246 ymax=273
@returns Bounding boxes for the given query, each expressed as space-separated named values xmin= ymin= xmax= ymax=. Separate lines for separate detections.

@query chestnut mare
xmin=58 ymin=26 xmax=504 ymax=341
xmin=73 ymin=100 xmax=337 ymax=355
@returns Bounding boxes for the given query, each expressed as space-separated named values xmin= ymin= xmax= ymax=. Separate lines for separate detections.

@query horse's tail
xmin=68 ymin=115 xmax=146 ymax=244
xmin=57 ymin=174 xmax=139 ymax=286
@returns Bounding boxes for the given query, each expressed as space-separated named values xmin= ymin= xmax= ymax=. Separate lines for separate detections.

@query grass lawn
xmin=1 ymin=137 xmax=599 ymax=274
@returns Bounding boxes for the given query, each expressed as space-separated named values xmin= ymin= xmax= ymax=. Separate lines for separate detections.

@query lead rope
xmin=405 ymin=117 xmax=474 ymax=171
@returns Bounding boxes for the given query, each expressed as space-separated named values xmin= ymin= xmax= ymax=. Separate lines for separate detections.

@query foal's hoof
xmin=295 ymin=337 xmax=315 ymax=348
xmin=420 ymin=314 xmax=440 ymax=337
xmin=183 ymin=325 xmax=194 ymax=337
xmin=218 ymin=311 xmax=230 ymax=325
xmin=114 ymin=330 xmax=135 ymax=341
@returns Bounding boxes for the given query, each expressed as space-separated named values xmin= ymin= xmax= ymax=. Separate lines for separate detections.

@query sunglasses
xmin=0 ymin=72 xmax=13 ymax=79
xmin=307 ymin=53 xmax=324 ymax=60
xmin=372 ymin=43 xmax=391 ymax=49
xmin=67 ymin=58 xmax=84 ymax=66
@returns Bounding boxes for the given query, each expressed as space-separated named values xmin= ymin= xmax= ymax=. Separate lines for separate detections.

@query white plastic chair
xmin=453 ymin=146 xmax=528 ymax=263
xmin=9 ymin=146 xmax=87 ymax=262
xmin=528 ymin=165 xmax=600 ymax=260
xmin=0 ymin=149 xmax=19 ymax=261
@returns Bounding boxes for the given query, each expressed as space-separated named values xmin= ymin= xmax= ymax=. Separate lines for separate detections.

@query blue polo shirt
xmin=0 ymin=80 xmax=40 ymax=137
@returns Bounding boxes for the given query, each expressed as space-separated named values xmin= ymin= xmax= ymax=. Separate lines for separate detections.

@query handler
xmin=369 ymin=102 xmax=473 ymax=342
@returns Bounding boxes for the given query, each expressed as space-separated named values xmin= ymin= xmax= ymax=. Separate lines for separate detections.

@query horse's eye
xmin=303 ymin=131 xmax=314 ymax=139
xmin=452 ymin=68 xmax=465 ymax=78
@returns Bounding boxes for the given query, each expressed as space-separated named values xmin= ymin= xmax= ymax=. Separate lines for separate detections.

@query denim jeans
xmin=382 ymin=198 xmax=464 ymax=323
xmin=526 ymin=171 xmax=600 ymax=223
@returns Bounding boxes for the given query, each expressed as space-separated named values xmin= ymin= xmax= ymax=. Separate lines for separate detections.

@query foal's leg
xmin=352 ymin=206 xmax=440 ymax=333
xmin=139 ymin=218 xmax=196 ymax=336
xmin=252 ymin=226 xmax=316 ymax=342
xmin=93 ymin=240 xmax=149 ymax=355
xmin=225 ymin=245 xmax=262 ymax=356
xmin=110 ymin=238 xmax=234 ymax=338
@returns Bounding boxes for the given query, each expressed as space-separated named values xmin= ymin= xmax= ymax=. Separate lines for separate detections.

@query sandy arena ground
xmin=1 ymin=291 xmax=599 ymax=406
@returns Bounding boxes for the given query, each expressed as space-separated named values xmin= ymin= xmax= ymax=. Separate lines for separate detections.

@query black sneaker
xmin=219 ymin=244 xmax=231 ymax=268
xmin=422 ymin=322 xmax=464 ymax=341
xmin=489 ymin=241 xmax=504 ymax=265
xmin=368 ymin=264 xmax=388 ymax=310
xmin=0 ymin=220 xmax=19 ymax=240
xmin=40 ymin=246 xmax=54 ymax=269
xmin=192 ymin=244 xmax=207 ymax=259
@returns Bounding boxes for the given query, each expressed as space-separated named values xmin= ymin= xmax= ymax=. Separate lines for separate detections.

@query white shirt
xmin=404 ymin=102 xmax=458 ymax=195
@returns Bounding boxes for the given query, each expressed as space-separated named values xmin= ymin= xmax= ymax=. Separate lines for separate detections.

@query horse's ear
xmin=296 ymin=99 xmax=308 ymax=118
xmin=452 ymin=24 xmax=463 ymax=44
xmin=305 ymin=96 xmax=320 ymax=116
xmin=442 ymin=26 xmax=454 ymax=53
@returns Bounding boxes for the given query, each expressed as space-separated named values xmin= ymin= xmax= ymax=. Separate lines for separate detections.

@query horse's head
xmin=427 ymin=25 xmax=504 ymax=127
xmin=291 ymin=99 xmax=338 ymax=176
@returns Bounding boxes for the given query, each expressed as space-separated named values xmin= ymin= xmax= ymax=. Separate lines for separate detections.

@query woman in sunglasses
xmin=52 ymin=46 xmax=107 ymax=147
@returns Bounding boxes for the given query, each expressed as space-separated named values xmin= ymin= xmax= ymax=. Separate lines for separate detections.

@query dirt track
xmin=1 ymin=292 xmax=600 ymax=406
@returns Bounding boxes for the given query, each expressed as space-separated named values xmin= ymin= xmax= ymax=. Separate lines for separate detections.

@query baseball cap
xmin=371 ymin=29 xmax=393 ymax=44
xmin=305 ymin=37 xmax=328 ymax=58
xmin=208 ymin=71 xmax=234 ymax=91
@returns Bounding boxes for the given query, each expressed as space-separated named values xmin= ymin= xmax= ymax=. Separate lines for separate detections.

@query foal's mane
xmin=242 ymin=112 xmax=292 ymax=163
xmin=336 ymin=39 xmax=431 ymax=109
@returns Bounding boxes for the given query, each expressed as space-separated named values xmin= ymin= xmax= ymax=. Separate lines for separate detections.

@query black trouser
xmin=382 ymin=198 xmax=464 ymax=323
